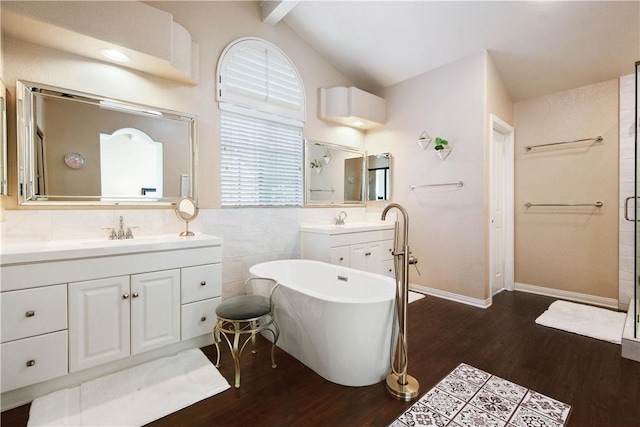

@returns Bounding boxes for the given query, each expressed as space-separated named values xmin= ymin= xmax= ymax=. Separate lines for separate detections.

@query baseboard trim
xmin=409 ymin=284 xmax=492 ymax=309
xmin=514 ymin=282 xmax=619 ymax=309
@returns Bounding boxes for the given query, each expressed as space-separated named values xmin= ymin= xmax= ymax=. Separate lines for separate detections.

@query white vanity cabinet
xmin=0 ymin=234 xmax=222 ymax=409
xmin=68 ymin=270 xmax=181 ymax=373
xmin=301 ymin=223 xmax=395 ymax=277
xmin=0 ymin=285 xmax=68 ymax=393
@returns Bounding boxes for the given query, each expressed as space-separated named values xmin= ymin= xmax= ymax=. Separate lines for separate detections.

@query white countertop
xmin=0 ymin=233 xmax=223 ymax=265
xmin=300 ymin=221 xmax=395 ymax=235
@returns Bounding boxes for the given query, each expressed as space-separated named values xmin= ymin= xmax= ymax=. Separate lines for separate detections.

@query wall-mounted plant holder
xmin=416 ymin=131 xmax=432 ymax=150
xmin=323 ymin=150 xmax=332 ymax=164
xmin=436 ymin=146 xmax=452 ymax=160
xmin=434 ymin=137 xmax=451 ymax=160
xmin=310 ymin=159 xmax=322 ymax=174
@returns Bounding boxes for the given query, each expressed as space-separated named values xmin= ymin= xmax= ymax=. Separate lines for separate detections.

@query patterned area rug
xmin=389 ymin=363 xmax=571 ymax=427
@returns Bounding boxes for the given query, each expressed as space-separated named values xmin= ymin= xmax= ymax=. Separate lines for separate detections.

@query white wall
xmin=514 ymin=79 xmax=619 ymax=306
xmin=0 ymin=1 xmax=370 ymax=297
xmin=366 ymin=53 xmax=488 ymax=303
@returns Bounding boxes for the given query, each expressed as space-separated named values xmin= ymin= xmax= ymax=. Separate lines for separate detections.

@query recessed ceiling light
xmin=352 ymin=120 xmax=365 ymax=127
xmin=100 ymin=49 xmax=131 ymax=63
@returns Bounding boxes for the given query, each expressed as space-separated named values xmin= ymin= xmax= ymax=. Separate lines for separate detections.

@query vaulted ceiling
xmin=270 ymin=1 xmax=639 ymax=101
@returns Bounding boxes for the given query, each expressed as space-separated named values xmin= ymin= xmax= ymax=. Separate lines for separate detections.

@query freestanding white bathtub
xmin=249 ymin=259 xmax=396 ymax=387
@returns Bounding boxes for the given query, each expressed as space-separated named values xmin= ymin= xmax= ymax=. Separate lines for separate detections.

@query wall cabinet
xmin=0 ymin=234 xmax=222 ymax=406
xmin=301 ymin=224 xmax=395 ymax=277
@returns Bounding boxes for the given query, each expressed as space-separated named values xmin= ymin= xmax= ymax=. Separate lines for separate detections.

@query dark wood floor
xmin=2 ymin=291 xmax=639 ymax=426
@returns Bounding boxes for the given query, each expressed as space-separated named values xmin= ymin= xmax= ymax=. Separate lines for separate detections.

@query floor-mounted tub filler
xmin=381 ymin=203 xmax=420 ymax=401
xmin=249 ymin=259 xmax=395 ymax=387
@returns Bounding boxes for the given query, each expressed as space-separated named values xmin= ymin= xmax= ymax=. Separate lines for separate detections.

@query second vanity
xmin=300 ymin=222 xmax=395 ymax=277
xmin=0 ymin=233 xmax=222 ymax=410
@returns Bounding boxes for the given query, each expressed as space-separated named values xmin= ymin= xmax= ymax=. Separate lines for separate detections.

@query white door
xmin=130 ymin=270 xmax=181 ymax=355
xmin=68 ymin=276 xmax=130 ymax=372
xmin=490 ymin=115 xmax=515 ymax=296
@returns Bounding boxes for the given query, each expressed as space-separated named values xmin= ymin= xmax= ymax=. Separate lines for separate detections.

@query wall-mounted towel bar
xmin=309 ymin=188 xmax=335 ymax=193
xmin=524 ymin=201 xmax=603 ymax=208
xmin=409 ymin=181 xmax=463 ymax=190
xmin=524 ymin=136 xmax=603 ymax=152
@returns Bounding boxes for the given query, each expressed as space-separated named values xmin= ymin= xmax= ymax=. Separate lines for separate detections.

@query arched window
xmin=217 ymin=38 xmax=305 ymax=207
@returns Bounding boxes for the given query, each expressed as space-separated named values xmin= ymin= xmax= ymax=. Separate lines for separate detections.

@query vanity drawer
xmin=181 ymin=297 xmax=220 ymax=341
xmin=382 ymin=240 xmax=395 ymax=261
xmin=1 ymin=330 xmax=68 ymax=392
xmin=330 ymin=246 xmax=350 ymax=267
xmin=181 ymin=264 xmax=221 ymax=304
xmin=1 ymin=284 xmax=67 ymax=343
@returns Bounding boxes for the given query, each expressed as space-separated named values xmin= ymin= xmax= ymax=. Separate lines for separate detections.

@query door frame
xmin=489 ymin=114 xmax=515 ymax=295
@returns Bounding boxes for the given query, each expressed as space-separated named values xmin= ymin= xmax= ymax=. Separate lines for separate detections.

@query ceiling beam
xmin=260 ymin=1 xmax=299 ymax=26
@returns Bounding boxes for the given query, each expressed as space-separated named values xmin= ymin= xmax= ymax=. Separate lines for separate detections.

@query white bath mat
xmin=408 ymin=291 xmax=425 ymax=303
xmin=390 ymin=363 xmax=571 ymax=426
xmin=27 ymin=348 xmax=230 ymax=426
xmin=535 ymin=300 xmax=626 ymax=344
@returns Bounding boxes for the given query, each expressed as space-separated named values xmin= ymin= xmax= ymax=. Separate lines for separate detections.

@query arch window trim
xmin=217 ymin=37 xmax=306 ymax=122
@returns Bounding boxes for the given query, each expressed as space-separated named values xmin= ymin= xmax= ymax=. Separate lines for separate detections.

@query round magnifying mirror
xmin=175 ymin=196 xmax=199 ymax=236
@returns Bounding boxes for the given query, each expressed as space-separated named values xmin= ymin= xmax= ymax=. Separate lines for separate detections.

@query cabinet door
xmin=131 ymin=270 xmax=180 ymax=355
xmin=349 ymin=243 xmax=368 ymax=271
xmin=351 ymin=242 xmax=386 ymax=274
xmin=69 ymin=276 xmax=130 ymax=373
xmin=330 ymin=246 xmax=350 ymax=267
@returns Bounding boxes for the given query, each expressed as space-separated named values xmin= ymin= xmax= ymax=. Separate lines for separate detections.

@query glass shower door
xmin=635 ymin=60 xmax=639 ymax=339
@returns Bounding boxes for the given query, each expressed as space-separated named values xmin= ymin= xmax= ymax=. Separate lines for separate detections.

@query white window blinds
xmin=220 ymin=106 xmax=303 ymax=207
xmin=217 ymin=38 xmax=305 ymax=122
xmin=217 ymin=38 xmax=305 ymax=207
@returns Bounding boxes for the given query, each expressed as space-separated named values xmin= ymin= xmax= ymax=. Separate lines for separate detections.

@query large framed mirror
xmin=0 ymin=79 xmax=7 ymax=196
xmin=305 ymin=139 xmax=365 ymax=207
xmin=16 ymin=80 xmax=197 ymax=206
xmin=367 ymin=153 xmax=392 ymax=201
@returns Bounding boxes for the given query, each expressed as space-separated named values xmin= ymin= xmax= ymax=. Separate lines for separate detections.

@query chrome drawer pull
xmin=26 ymin=360 xmax=36 ymax=367
xmin=200 ymin=316 xmax=207 ymax=322
xmin=132 ymin=292 xmax=139 ymax=298
xmin=25 ymin=310 xmax=35 ymax=318
xmin=200 ymin=281 xmax=206 ymax=286
xmin=123 ymin=293 xmax=130 ymax=299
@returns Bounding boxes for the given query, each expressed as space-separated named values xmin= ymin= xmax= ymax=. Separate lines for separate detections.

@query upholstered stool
xmin=213 ymin=277 xmax=280 ymax=388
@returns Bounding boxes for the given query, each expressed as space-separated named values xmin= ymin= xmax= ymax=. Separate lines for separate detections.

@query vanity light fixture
xmin=416 ymin=131 xmax=432 ymax=150
xmin=100 ymin=48 xmax=131 ymax=63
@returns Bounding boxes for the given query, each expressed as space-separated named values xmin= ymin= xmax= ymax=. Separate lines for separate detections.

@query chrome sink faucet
xmin=334 ymin=211 xmax=348 ymax=225
xmin=106 ymin=216 xmax=135 ymax=240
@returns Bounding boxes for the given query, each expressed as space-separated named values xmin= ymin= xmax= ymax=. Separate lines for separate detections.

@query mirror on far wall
xmin=0 ymin=79 xmax=7 ymax=196
xmin=16 ymin=80 xmax=197 ymax=207
xmin=367 ymin=153 xmax=392 ymax=201
xmin=305 ymin=139 xmax=366 ymax=207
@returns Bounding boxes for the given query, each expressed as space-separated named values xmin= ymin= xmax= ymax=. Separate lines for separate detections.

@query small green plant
xmin=434 ymin=137 xmax=449 ymax=151
xmin=310 ymin=159 xmax=322 ymax=168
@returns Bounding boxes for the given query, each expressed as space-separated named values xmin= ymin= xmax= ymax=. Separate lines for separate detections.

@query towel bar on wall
xmin=309 ymin=188 xmax=335 ymax=193
xmin=524 ymin=136 xmax=603 ymax=152
xmin=409 ymin=181 xmax=463 ymax=190
xmin=524 ymin=202 xmax=603 ymax=208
